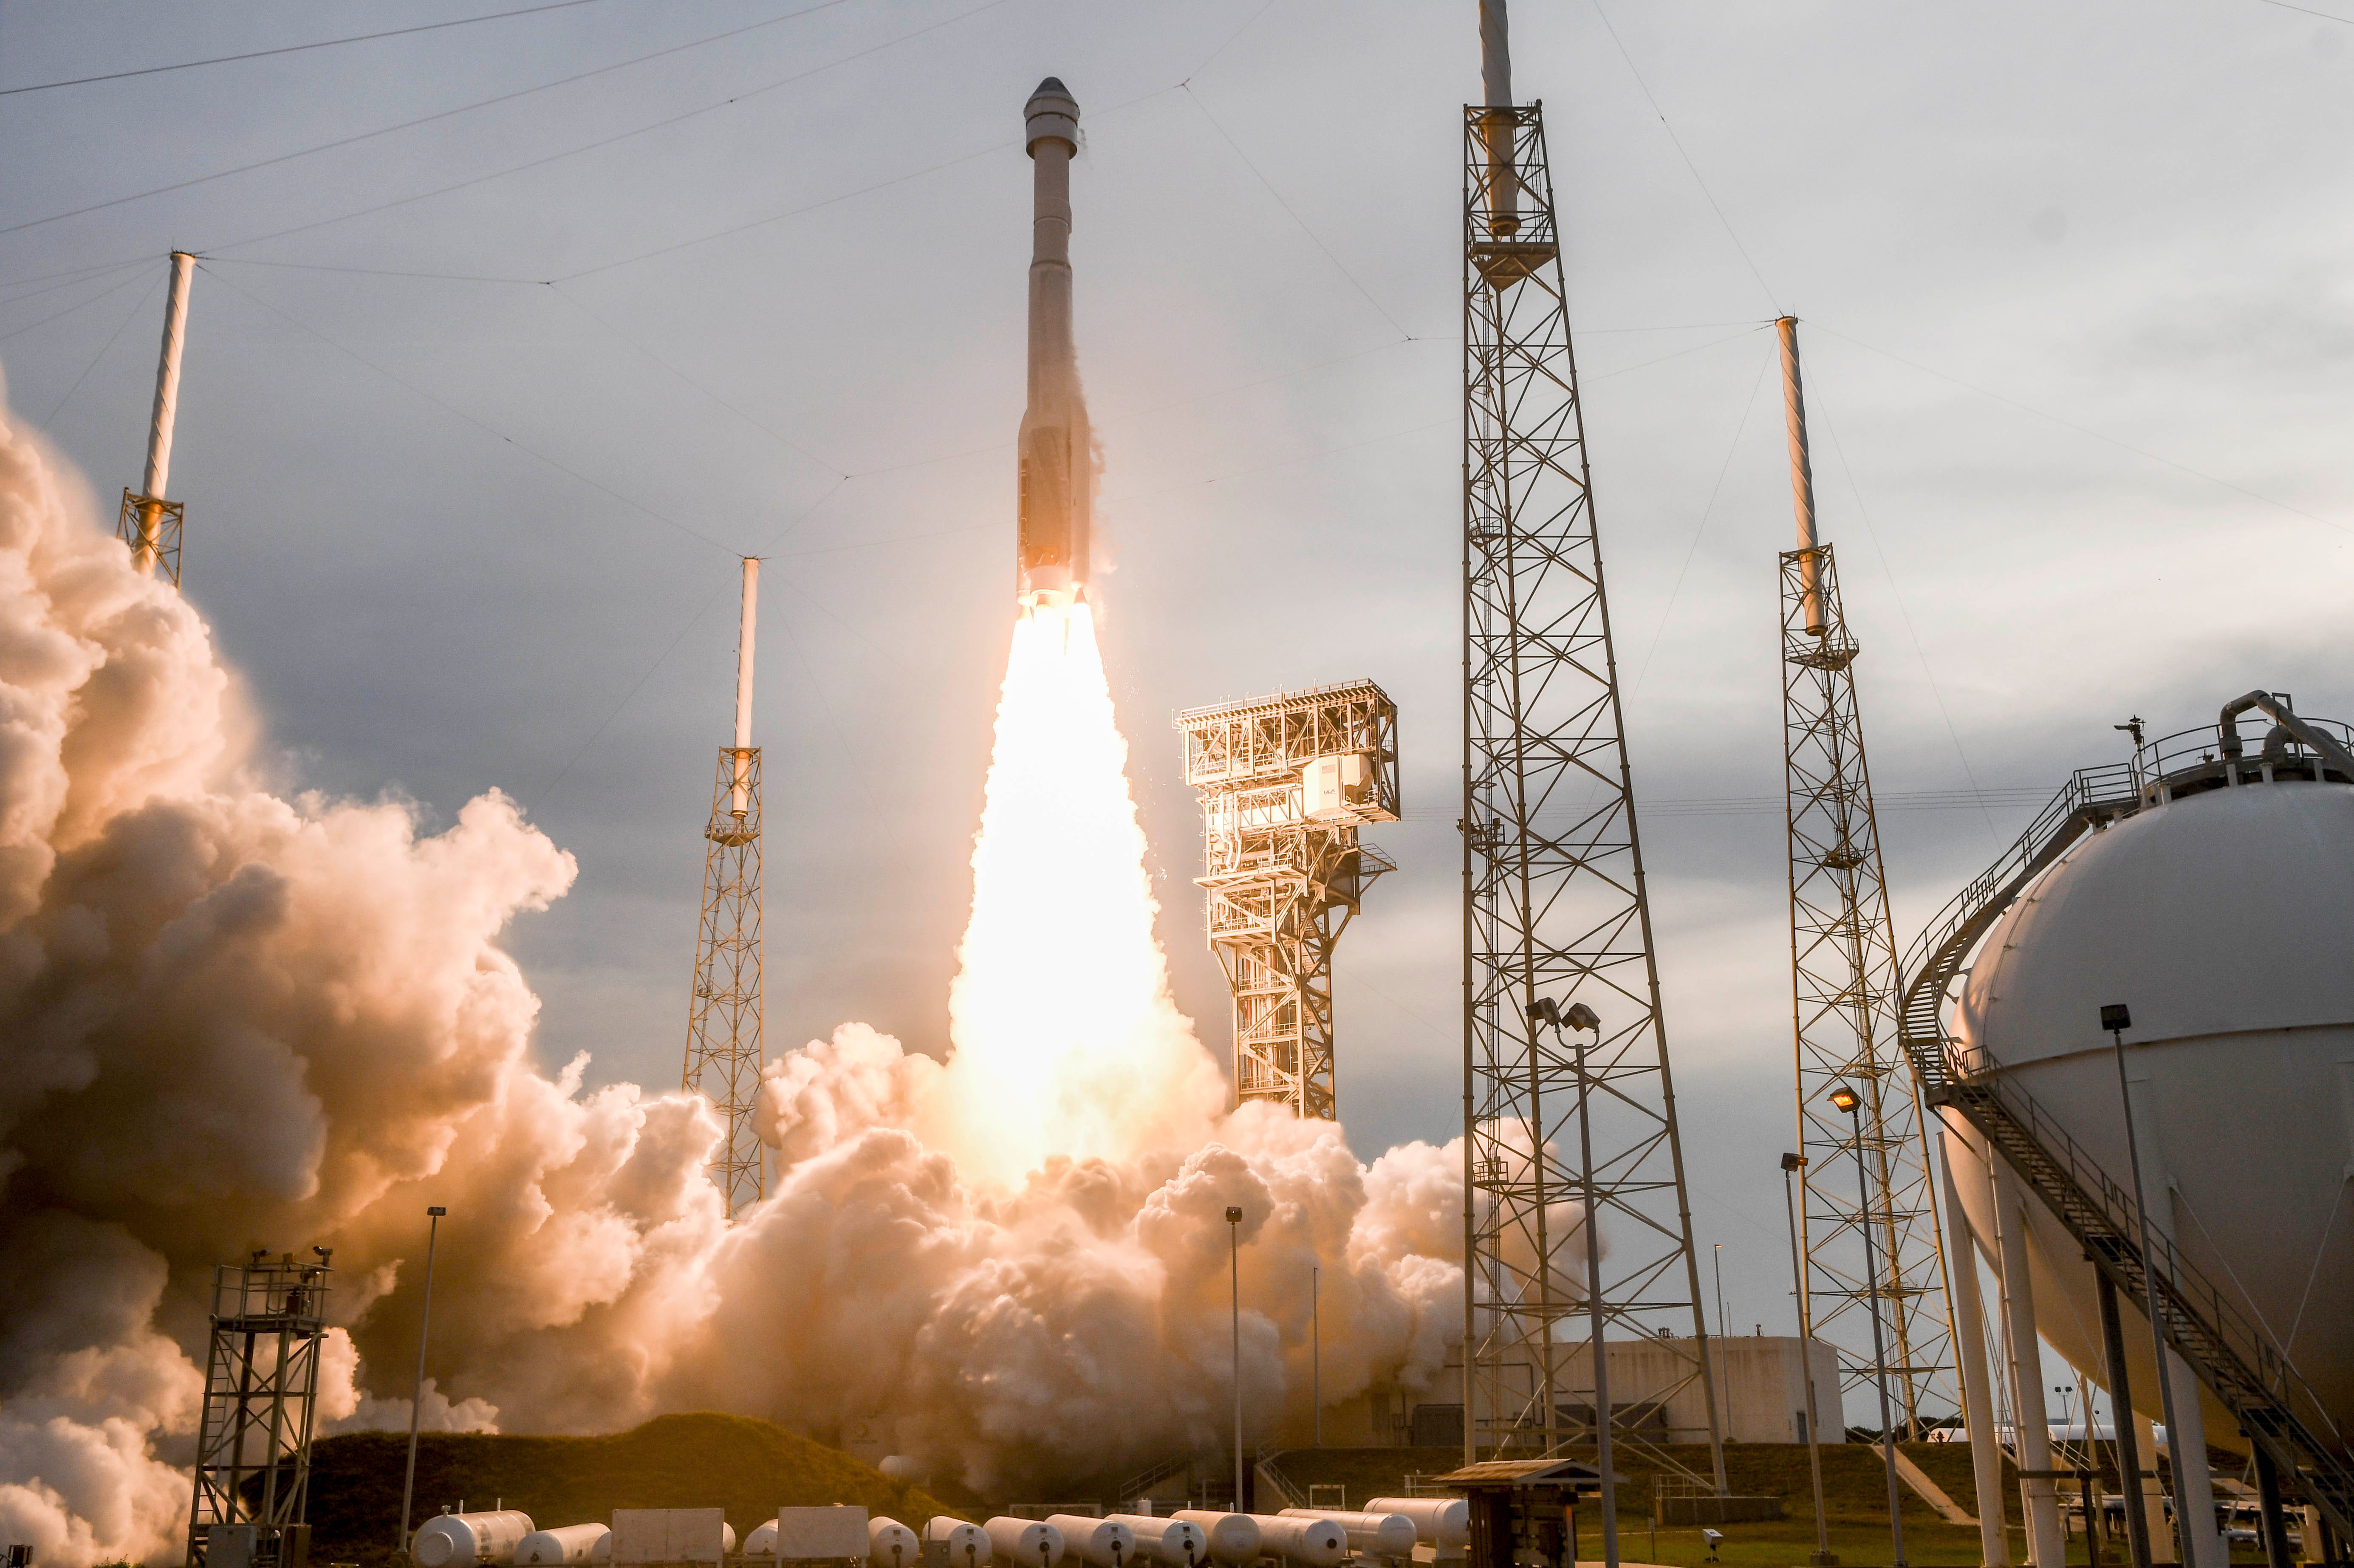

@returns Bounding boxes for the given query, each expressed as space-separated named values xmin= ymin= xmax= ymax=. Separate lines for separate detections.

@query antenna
xmin=118 ymin=251 xmax=195 ymax=585
xmin=684 ymin=557 xmax=766 ymax=1218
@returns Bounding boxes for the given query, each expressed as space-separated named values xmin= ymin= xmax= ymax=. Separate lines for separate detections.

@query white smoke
xmin=0 ymin=380 xmax=1462 ymax=1565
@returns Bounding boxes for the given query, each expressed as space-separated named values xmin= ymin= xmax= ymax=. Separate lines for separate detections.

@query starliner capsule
xmin=1016 ymin=75 xmax=1091 ymax=613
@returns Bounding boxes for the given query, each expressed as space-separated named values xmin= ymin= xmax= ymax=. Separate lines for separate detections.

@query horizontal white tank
xmin=1279 ymin=1513 xmax=1413 ymax=1561
xmin=1949 ymin=778 xmax=2354 ymax=1441
xmin=1104 ymin=1517 xmax=1207 ymax=1568
xmin=1362 ymin=1500 xmax=1468 ymax=1551
xmin=414 ymin=1512 xmax=536 ymax=1568
xmin=745 ymin=1525 xmax=778 ymax=1557
xmin=926 ymin=1520 xmax=990 ymax=1568
xmin=1244 ymin=1517 xmax=1345 ymax=1568
xmin=1044 ymin=1519 xmax=1133 ymax=1568
xmin=869 ymin=1519 xmax=921 ymax=1568
xmin=1168 ymin=1514 xmax=1258 ymax=1568
xmin=515 ymin=1526 xmax=609 ymax=1567
xmin=985 ymin=1518 xmax=1065 ymax=1568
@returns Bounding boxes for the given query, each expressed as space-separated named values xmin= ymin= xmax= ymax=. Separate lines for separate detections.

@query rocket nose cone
xmin=1024 ymin=74 xmax=1080 ymax=154
xmin=1034 ymin=75 xmax=1067 ymax=95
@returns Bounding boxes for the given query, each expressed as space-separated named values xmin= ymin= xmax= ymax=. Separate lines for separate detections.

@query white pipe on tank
xmin=1992 ymin=1164 xmax=2067 ymax=1568
xmin=134 ymin=251 xmax=195 ymax=576
xmin=1939 ymin=1124 xmax=2012 ymax=1568
xmin=2126 ymin=1068 xmax=2227 ymax=1568
xmin=731 ymin=557 xmax=758 ymax=816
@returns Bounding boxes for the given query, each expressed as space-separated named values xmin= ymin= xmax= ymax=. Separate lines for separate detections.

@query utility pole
xmin=1458 ymin=0 xmax=1724 ymax=1491
xmin=398 ymin=1207 xmax=445 ymax=1554
xmin=684 ymin=558 xmax=766 ymax=1217
xmin=1777 ymin=317 xmax=1957 ymax=1443
xmin=1781 ymin=1154 xmax=1836 ymax=1566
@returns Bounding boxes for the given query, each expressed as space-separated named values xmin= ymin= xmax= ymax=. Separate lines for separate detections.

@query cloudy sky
xmin=3 ymin=0 xmax=2348 ymax=1342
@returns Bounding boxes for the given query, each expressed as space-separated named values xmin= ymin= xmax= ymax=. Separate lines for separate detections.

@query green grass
xmin=306 ymin=1413 xmax=957 ymax=1568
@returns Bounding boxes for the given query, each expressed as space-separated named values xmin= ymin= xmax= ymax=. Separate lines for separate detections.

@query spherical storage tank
xmin=1944 ymin=761 xmax=2354 ymax=1442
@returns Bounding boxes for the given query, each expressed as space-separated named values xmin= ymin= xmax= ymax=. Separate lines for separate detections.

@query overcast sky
xmin=3 ymin=0 xmax=2348 ymax=1347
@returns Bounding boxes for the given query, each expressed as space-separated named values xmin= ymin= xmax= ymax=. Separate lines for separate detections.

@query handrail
xmin=1895 ymin=750 xmax=2354 ymax=1541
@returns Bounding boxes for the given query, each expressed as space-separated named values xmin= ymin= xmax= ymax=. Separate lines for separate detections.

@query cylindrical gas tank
xmin=1044 ymin=1519 xmax=1133 ymax=1568
xmin=515 ymin=1526 xmax=609 ymax=1567
xmin=985 ymin=1518 xmax=1065 ymax=1568
xmin=1169 ymin=1514 xmax=1258 ymax=1568
xmin=413 ymin=1512 xmax=536 ymax=1568
xmin=1280 ymin=1512 xmax=1414 ymax=1561
xmin=870 ymin=1518 xmax=921 ymax=1568
xmin=1950 ymin=777 xmax=2354 ymax=1441
xmin=1245 ymin=1518 xmax=1345 ymax=1568
xmin=745 ymin=1524 xmax=778 ymax=1557
xmin=927 ymin=1519 xmax=991 ymax=1568
xmin=1363 ymin=1500 xmax=1468 ymax=1551
xmin=1105 ymin=1518 xmax=1207 ymax=1568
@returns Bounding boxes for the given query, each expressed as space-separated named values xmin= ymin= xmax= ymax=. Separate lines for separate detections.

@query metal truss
xmin=1460 ymin=102 xmax=1724 ymax=1484
xmin=684 ymin=745 xmax=763 ymax=1217
xmin=187 ymin=1252 xmax=331 ymax=1568
xmin=1178 ymin=681 xmax=1398 ymax=1120
xmin=118 ymin=488 xmax=184 ymax=587
xmin=1780 ymin=541 xmax=1957 ymax=1435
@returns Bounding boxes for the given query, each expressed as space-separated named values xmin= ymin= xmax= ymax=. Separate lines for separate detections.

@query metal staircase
xmin=1896 ymin=750 xmax=2354 ymax=1545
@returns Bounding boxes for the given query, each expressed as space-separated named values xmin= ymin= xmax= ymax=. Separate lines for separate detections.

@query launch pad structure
xmin=1178 ymin=681 xmax=1397 ymax=1121
xmin=684 ymin=558 xmax=765 ymax=1218
xmin=186 ymin=1251 xmax=331 ymax=1568
xmin=1774 ymin=319 xmax=1958 ymax=1440
xmin=1458 ymin=1 xmax=1726 ymax=1499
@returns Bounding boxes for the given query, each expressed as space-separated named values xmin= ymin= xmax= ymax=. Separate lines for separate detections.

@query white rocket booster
xmin=1015 ymin=76 xmax=1091 ymax=613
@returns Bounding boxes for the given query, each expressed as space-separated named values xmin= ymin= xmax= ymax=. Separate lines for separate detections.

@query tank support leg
xmin=2095 ymin=1269 xmax=2155 ymax=1568
xmin=1992 ymin=1165 xmax=2067 ymax=1568
xmin=2254 ymin=1447 xmax=2293 ymax=1568
xmin=1941 ymin=1126 xmax=2012 ymax=1567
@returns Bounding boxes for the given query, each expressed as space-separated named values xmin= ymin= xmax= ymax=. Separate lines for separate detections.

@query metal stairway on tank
xmin=1896 ymin=757 xmax=2354 ymax=1546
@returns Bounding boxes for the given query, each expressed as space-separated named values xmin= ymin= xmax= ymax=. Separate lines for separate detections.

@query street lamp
xmin=1828 ymin=1083 xmax=1907 ymax=1568
xmin=1530 ymin=997 xmax=1616 ymax=1568
xmin=1779 ymin=1153 xmax=1834 ymax=1567
xmin=2103 ymin=1003 xmax=2192 ymax=1567
xmin=398 ymin=1205 xmax=447 ymax=1554
xmin=1227 ymin=1205 xmax=1244 ymax=1510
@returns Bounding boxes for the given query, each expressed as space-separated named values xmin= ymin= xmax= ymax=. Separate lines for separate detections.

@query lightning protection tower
xmin=684 ymin=557 xmax=765 ymax=1218
xmin=187 ymin=1249 xmax=331 ymax=1568
xmin=1177 ymin=681 xmax=1398 ymax=1119
xmin=1460 ymin=0 xmax=1725 ymax=1493
xmin=1775 ymin=317 xmax=1958 ymax=1438
xmin=118 ymin=251 xmax=195 ymax=587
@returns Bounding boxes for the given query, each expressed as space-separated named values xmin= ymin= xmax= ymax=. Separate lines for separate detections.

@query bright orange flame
xmin=941 ymin=602 xmax=1223 ymax=1186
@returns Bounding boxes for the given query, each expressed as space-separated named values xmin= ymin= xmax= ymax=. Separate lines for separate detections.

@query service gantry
xmin=1458 ymin=0 xmax=1726 ymax=1506
xmin=1177 ymin=680 xmax=1397 ymax=1120
xmin=118 ymin=251 xmax=194 ymax=587
xmin=186 ymin=1250 xmax=331 ymax=1568
xmin=1775 ymin=317 xmax=1957 ymax=1438
xmin=683 ymin=557 xmax=766 ymax=1217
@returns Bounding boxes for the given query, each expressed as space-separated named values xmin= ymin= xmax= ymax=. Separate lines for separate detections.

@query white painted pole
xmin=1777 ymin=316 xmax=1826 ymax=635
xmin=731 ymin=557 xmax=758 ymax=816
xmin=1993 ymin=1166 xmax=2067 ymax=1568
xmin=136 ymin=252 xmax=195 ymax=575
xmin=1941 ymin=1126 xmax=2012 ymax=1566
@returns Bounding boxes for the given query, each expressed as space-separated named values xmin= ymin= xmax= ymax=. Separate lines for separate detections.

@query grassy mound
xmin=307 ymin=1413 xmax=957 ymax=1568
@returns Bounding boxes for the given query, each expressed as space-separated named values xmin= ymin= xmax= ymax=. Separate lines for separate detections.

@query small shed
xmin=1432 ymin=1460 xmax=1611 ymax=1568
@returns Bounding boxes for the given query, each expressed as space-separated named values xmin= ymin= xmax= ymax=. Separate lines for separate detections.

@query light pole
xmin=1311 ymin=1264 xmax=1321 ymax=1447
xmin=1780 ymin=1153 xmax=1835 ymax=1566
xmin=1829 ymin=1084 xmax=1907 ymax=1568
xmin=1534 ymin=997 xmax=1617 ymax=1568
xmin=398 ymin=1205 xmax=447 ymax=1554
xmin=1227 ymin=1205 xmax=1244 ymax=1510
xmin=2103 ymin=1003 xmax=2192 ymax=1567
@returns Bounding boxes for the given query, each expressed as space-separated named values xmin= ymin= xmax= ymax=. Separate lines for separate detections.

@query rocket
xmin=1016 ymin=76 xmax=1091 ymax=613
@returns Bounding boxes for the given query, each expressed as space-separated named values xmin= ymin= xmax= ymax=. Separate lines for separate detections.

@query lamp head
xmin=1224 ymin=1206 xmax=1243 ymax=1225
xmin=427 ymin=1205 xmax=447 ymax=1218
xmin=1563 ymin=1002 xmax=1601 ymax=1033
xmin=1827 ymin=1084 xmax=1861 ymax=1113
xmin=2100 ymin=1003 xmax=2131 ymax=1033
xmin=1779 ymin=1152 xmax=1804 ymax=1172
xmin=1526 ymin=997 xmax=1559 ymax=1028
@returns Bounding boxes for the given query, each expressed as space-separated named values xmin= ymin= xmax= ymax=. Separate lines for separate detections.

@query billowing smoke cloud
xmin=0 ymin=383 xmax=1461 ymax=1566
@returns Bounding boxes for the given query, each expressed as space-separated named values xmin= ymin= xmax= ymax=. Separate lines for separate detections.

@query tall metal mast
xmin=1775 ymin=317 xmax=1957 ymax=1437
xmin=1177 ymin=681 xmax=1399 ymax=1120
xmin=684 ymin=557 xmax=766 ymax=1217
xmin=119 ymin=251 xmax=194 ymax=586
xmin=1459 ymin=0 xmax=1725 ymax=1492
xmin=187 ymin=1251 xmax=331 ymax=1568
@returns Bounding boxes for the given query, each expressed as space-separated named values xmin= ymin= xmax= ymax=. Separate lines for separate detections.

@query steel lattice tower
xmin=684 ymin=558 xmax=765 ymax=1217
xmin=1459 ymin=4 xmax=1725 ymax=1494
xmin=1775 ymin=318 xmax=1957 ymax=1438
xmin=187 ymin=1252 xmax=331 ymax=1568
xmin=1177 ymin=682 xmax=1399 ymax=1119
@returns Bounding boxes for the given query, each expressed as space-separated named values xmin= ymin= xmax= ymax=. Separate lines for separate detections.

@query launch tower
xmin=1775 ymin=318 xmax=1957 ymax=1438
xmin=683 ymin=558 xmax=765 ymax=1217
xmin=118 ymin=251 xmax=194 ymax=586
xmin=186 ymin=1250 xmax=331 ymax=1568
xmin=1178 ymin=681 xmax=1398 ymax=1119
xmin=1458 ymin=0 xmax=1726 ymax=1497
